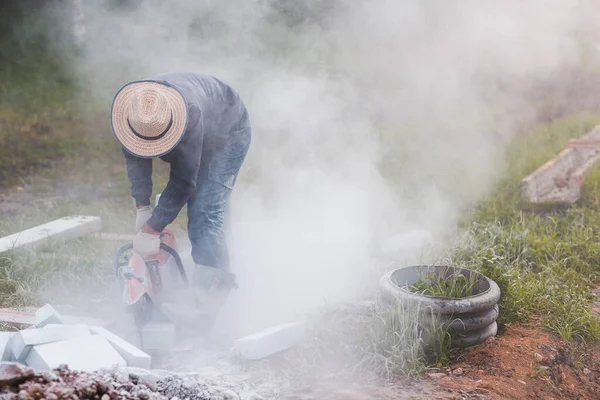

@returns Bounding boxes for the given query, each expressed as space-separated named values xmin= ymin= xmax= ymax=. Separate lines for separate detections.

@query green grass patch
xmin=407 ymin=269 xmax=477 ymax=298
xmin=444 ymin=112 xmax=600 ymax=342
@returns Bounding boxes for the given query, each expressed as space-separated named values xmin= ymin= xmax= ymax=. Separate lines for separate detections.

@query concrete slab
xmin=9 ymin=325 xmax=90 ymax=362
xmin=521 ymin=125 xmax=600 ymax=205
xmin=234 ymin=321 xmax=306 ymax=360
xmin=35 ymin=304 xmax=64 ymax=328
xmin=0 ymin=216 xmax=102 ymax=255
xmin=25 ymin=334 xmax=127 ymax=372
xmin=89 ymin=326 xmax=151 ymax=369
xmin=0 ymin=332 xmax=15 ymax=361
xmin=140 ymin=321 xmax=176 ymax=351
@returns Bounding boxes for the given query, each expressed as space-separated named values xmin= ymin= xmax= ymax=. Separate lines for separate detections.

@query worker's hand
xmin=135 ymin=205 xmax=153 ymax=232
xmin=133 ymin=228 xmax=161 ymax=259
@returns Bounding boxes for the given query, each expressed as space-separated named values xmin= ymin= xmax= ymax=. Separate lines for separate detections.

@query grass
xmin=441 ymin=112 xmax=600 ymax=342
xmin=407 ymin=269 xmax=477 ymax=298
xmin=344 ymin=112 xmax=600 ymax=377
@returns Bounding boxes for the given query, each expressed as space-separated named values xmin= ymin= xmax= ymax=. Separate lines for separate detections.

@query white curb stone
xmin=25 ymin=334 xmax=126 ymax=372
xmin=35 ymin=304 xmax=64 ymax=328
xmin=89 ymin=326 xmax=151 ymax=369
xmin=9 ymin=324 xmax=90 ymax=362
xmin=234 ymin=321 xmax=306 ymax=360
xmin=0 ymin=332 xmax=15 ymax=361
xmin=0 ymin=216 xmax=102 ymax=254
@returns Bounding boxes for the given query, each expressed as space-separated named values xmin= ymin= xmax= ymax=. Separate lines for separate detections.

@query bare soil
xmin=430 ymin=323 xmax=600 ymax=400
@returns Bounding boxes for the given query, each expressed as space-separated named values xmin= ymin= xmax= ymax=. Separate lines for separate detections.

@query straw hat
xmin=111 ymin=80 xmax=188 ymax=158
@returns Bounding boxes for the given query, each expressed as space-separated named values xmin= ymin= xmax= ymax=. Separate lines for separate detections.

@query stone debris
xmin=158 ymin=375 xmax=241 ymax=400
xmin=0 ymin=362 xmax=266 ymax=400
xmin=0 ymin=363 xmax=164 ymax=400
xmin=0 ymin=363 xmax=35 ymax=386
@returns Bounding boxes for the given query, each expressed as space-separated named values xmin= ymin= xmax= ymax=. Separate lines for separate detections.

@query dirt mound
xmin=429 ymin=323 xmax=600 ymax=399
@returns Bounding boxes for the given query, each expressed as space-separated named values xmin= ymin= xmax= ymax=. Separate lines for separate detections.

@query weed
xmin=407 ymin=269 xmax=477 ymax=298
xmin=353 ymin=301 xmax=459 ymax=378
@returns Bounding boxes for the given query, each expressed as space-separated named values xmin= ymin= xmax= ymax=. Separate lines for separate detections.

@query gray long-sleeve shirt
xmin=121 ymin=72 xmax=247 ymax=232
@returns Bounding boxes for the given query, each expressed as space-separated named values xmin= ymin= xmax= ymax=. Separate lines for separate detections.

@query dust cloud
xmin=49 ymin=0 xmax=593 ymax=339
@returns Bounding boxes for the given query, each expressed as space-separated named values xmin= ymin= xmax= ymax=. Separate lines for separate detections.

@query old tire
xmin=378 ymin=265 xmax=501 ymax=347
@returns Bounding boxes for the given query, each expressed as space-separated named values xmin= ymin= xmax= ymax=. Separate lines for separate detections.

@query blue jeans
xmin=187 ymin=110 xmax=251 ymax=271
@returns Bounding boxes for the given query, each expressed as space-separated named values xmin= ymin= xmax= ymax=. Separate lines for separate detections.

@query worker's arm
xmin=146 ymin=104 xmax=203 ymax=233
xmin=123 ymin=149 xmax=153 ymax=207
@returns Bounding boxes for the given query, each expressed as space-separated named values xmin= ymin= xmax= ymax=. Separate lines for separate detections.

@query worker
xmin=110 ymin=72 xmax=251 ymax=314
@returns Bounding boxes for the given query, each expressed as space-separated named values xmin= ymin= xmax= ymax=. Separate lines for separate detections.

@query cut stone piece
xmin=25 ymin=334 xmax=126 ymax=372
xmin=0 ymin=216 xmax=102 ymax=255
xmin=234 ymin=321 xmax=306 ymax=360
xmin=140 ymin=321 xmax=176 ymax=351
xmin=9 ymin=325 xmax=90 ymax=362
xmin=89 ymin=326 xmax=151 ymax=369
xmin=0 ymin=332 xmax=15 ymax=361
xmin=35 ymin=304 xmax=64 ymax=328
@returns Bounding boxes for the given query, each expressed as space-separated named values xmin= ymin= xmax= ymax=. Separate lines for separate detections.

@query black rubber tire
xmin=419 ymin=303 xmax=499 ymax=333
xmin=379 ymin=265 xmax=501 ymax=315
xmin=451 ymin=321 xmax=498 ymax=347
xmin=378 ymin=265 xmax=501 ymax=347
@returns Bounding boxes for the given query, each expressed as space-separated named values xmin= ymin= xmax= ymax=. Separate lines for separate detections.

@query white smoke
xmin=50 ymin=0 xmax=593 ymax=338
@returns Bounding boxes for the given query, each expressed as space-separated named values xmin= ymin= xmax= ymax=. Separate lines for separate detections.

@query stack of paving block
xmin=0 ymin=305 xmax=152 ymax=372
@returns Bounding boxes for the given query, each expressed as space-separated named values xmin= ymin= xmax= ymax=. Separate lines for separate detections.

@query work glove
xmin=135 ymin=205 xmax=153 ymax=232
xmin=133 ymin=230 xmax=161 ymax=259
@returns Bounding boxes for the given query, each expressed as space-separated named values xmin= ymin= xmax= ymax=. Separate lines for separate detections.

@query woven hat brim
xmin=111 ymin=81 xmax=187 ymax=158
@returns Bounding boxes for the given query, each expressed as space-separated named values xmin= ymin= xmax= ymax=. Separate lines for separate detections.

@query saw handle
xmin=158 ymin=243 xmax=189 ymax=284
xmin=113 ymin=242 xmax=189 ymax=284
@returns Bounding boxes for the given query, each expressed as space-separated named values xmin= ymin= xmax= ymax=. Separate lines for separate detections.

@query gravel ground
xmin=0 ymin=362 xmax=266 ymax=400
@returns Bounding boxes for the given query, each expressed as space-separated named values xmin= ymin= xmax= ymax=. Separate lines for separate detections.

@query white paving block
xmin=0 ymin=216 xmax=102 ymax=254
xmin=35 ymin=304 xmax=64 ymax=328
xmin=26 ymin=334 xmax=127 ymax=372
xmin=141 ymin=321 xmax=176 ymax=351
xmin=89 ymin=326 xmax=151 ymax=369
xmin=9 ymin=325 xmax=90 ymax=362
xmin=47 ymin=315 xmax=113 ymax=328
xmin=234 ymin=321 xmax=306 ymax=360
xmin=0 ymin=332 xmax=15 ymax=361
